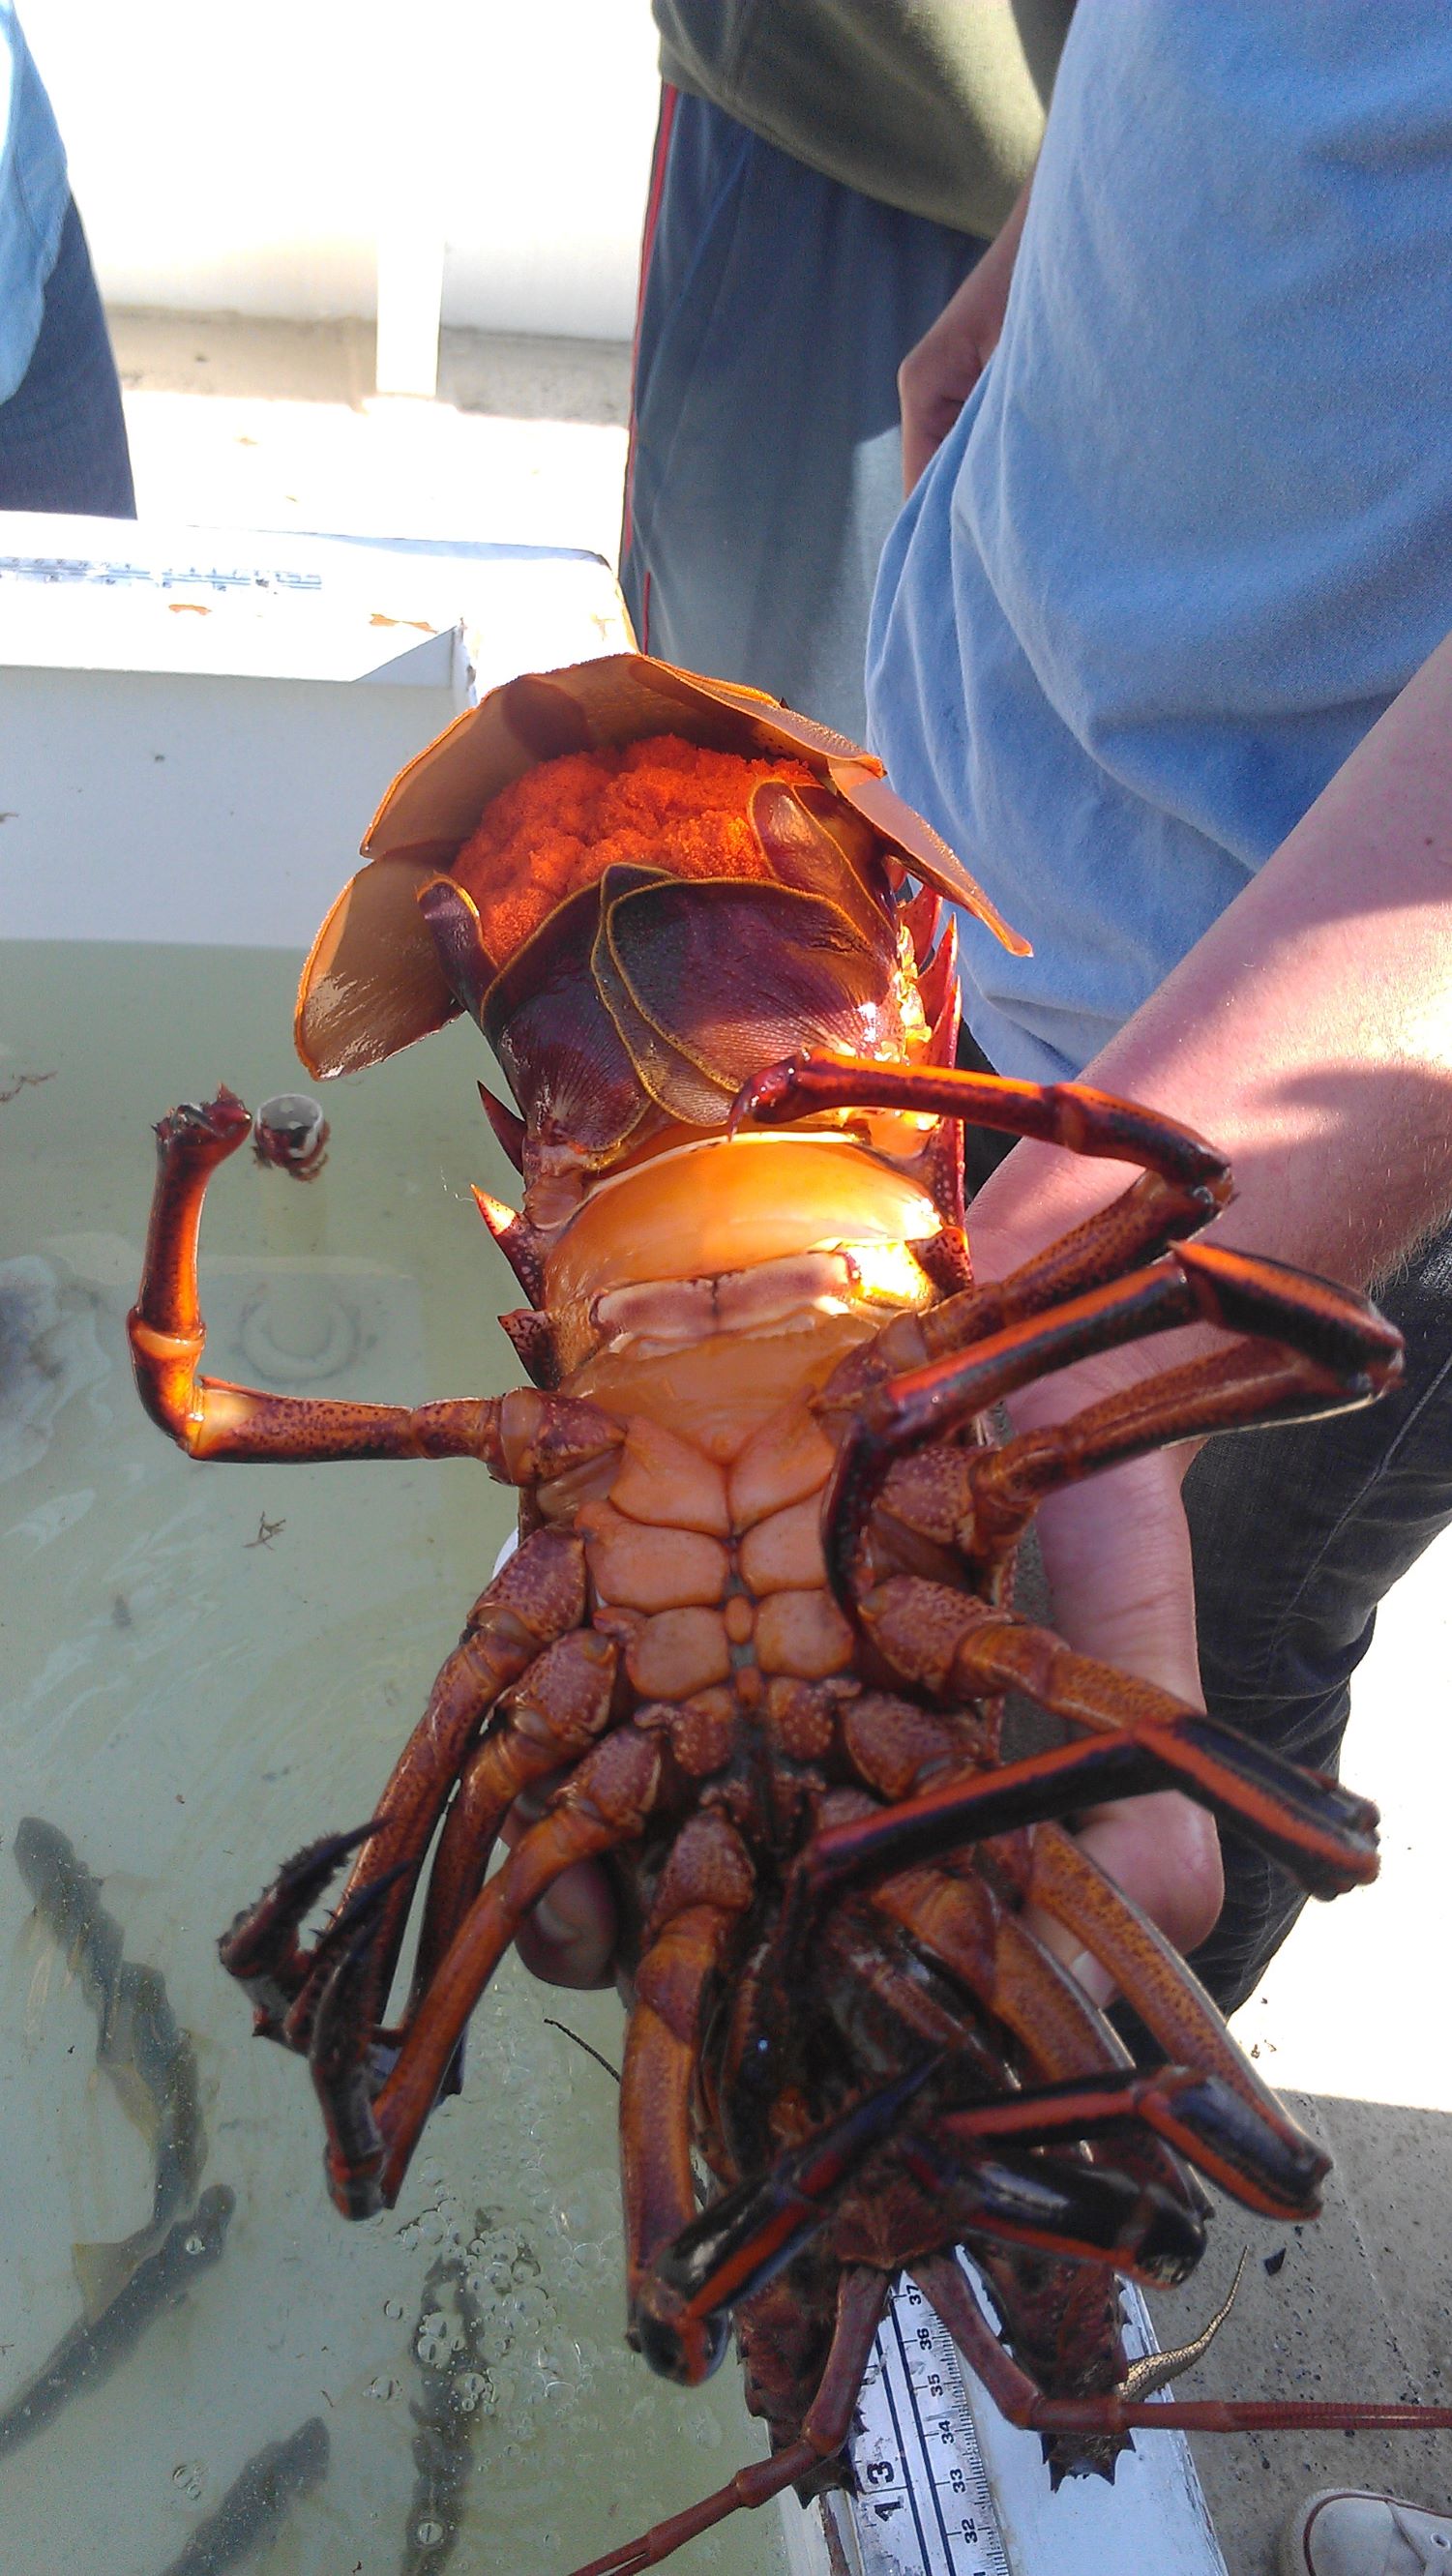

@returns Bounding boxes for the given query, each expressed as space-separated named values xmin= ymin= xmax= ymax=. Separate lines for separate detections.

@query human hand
xmin=505 ymin=1775 xmax=618 ymax=1990
xmin=899 ymin=169 xmax=1035 ymax=492
xmin=1004 ymin=1375 xmax=1225 ymax=1992
xmin=961 ymin=1153 xmax=1228 ymax=1991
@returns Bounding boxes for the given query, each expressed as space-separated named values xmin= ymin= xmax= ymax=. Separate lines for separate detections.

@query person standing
xmin=868 ymin=0 xmax=1452 ymax=2019
xmin=619 ymin=0 xmax=1072 ymax=738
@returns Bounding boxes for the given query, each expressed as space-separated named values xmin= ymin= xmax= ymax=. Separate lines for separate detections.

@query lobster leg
xmin=844 ymin=1717 xmax=1309 ymax=2210
xmin=220 ymin=1526 xmax=588 ymax=2042
xmin=864 ymin=1856 xmax=1224 ymax=2243
xmin=568 ymin=2264 xmax=889 ymax=2576
xmin=621 ymin=1819 xmax=756 ymax=2384
xmin=733 ymin=1049 xmax=1232 ymax=1191
xmin=916 ymin=2255 xmax=1452 ymax=2441
xmin=825 ymin=1242 xmax=1401 ymax=1599
xmin=622 ymin=1904 xmax=740 ymax=2386
xmin=642 ymin=2058 xmax=1201 ymax=2338
xmin=904 ymin=2134 xmax=1205 ymax=2286
xmin=782 ymin=1582 xmax=1378 ymax=1947
xmin=878 ymin=1342 xmax=1379 ymax=1586
xmin=928 ymin=2063 xmax=1322 ymax=2222
xmin=869 ymin=1861 xmax=1129 ymax=2084
xmin=311 ymin=1727 xmax=666 ymax=2216
xmin=130 ymin=1090 xmax=623 ymax=1471
xmin=217 ymin=1821 xmax=380 ymax=2029
xmin=748 ymin=1049 xmax=1239 ymax=1389
xmin=838 ymin=1700 xmax=1134 ymax=2083
xmin=634 ymin=2059 xmax=937 ymax=2374
xmin=404 ymin=1627 xmax=620 ymax=2016
xmin=1003 ymin=1821 xmax=1331 ymax=2202
xmin=823 ymin=1161 xmax=1230 ymax=1414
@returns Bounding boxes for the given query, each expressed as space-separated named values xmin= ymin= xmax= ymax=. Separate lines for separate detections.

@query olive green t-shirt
xmin=653 ymin=0 xmax=1075 ymax=240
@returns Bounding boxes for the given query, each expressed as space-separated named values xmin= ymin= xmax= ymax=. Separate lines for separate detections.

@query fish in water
xmin=398 ymin=2251 xmax=490 ymax=2573
xmin=0 ymin=2185 xmax=235 ymax=2457
xmin=14 ymin=1817 xmax=207 ymax=2311
xmin=157 ymin=2414 xmax=330 ymax=2576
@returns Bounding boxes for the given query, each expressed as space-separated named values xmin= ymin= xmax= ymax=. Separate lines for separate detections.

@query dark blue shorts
xmin=620 ymin=87 xmax=983 ymax=742
xmin=1183 ymin=1216 xmax=1452 ymax=2012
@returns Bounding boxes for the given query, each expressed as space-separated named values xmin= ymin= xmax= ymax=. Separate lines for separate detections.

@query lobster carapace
xmin=128 ymin=655 xmax=1448 ymax=2574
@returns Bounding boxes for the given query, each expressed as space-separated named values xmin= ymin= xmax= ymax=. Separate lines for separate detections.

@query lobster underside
xmin=127 ymin=658 xmax=1452 ymax=2575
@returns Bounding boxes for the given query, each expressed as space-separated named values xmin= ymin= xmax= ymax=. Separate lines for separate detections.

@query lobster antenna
xmin=1119 ymin=2245 xmax=1250 ymax=2400
xmin=544 ymin=2017 xmax=621 ymax=2085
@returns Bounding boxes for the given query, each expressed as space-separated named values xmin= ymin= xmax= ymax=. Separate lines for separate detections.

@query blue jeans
xmin=1182 ymin=1215 xmax=1452 ymax=2013
xmin=0 ymin=195 xmax=134 ymax=517
xmin=620 ymin=88 xmax=984 ymax=743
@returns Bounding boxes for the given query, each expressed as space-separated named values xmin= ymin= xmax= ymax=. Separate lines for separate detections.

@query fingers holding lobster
xmin=832 ymin=1578 xmax=1379 ymax=1890
xmin=823 ymin=1240 xmax=1403 ymax=1609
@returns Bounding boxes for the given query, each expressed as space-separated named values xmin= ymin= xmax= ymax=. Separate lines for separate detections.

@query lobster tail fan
xmin=480 ymin=883 xmax=659 ymax=1169
xmin=598 ymin=876 xmax=906 ymax=1100
xmin=416 ymin=876 xmax=497 ymax=1021
xmin=590 ymin=874 xmax=738 ymax=1127
xmin=748 ymin=781 xmax=893 ymax=945
xmin=294 ymin=853 xmax=461 ymax=1079
xmin=824 ymin=755 xmax=1031 ymax=959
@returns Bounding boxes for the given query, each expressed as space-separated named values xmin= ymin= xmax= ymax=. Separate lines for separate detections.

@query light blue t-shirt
xmin=0 ymin=4 xmax=68 ymax=405
xmin=867 ymin=0 xmax=1452 ymax=1084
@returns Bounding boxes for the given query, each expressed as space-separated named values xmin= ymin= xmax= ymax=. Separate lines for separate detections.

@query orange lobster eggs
xmin=451 ymin=733 xmax=817 ymax=966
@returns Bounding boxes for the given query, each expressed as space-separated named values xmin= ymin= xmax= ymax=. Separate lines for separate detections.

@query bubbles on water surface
xmin=171 ymin=2461 xmax=206 ymax=2501
xmin=416 ymin=2312 xmax=453 ymax=2368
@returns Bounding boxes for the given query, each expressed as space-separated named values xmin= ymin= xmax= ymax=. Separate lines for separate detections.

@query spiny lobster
xmin=128 ymin=655 xmax=1451 ymax=2574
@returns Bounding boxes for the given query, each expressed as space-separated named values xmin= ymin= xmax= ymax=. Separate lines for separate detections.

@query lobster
xmin=128 ymin=655 xmax=1451 ymax=2574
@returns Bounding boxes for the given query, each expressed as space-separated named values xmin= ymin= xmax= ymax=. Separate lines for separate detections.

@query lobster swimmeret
xmin=128 ymin=656 xmax=1449 ymax=2574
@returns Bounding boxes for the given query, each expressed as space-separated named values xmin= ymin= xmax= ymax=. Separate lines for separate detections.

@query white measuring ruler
xmin=779 ymin=2261 xmax=1228 ymax=2576
xmin=842 ymin=2267 xmax=1010 ymax=2576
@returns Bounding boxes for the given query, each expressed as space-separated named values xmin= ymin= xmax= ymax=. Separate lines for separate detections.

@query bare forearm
xmin=973 ymin=627 xmax=1452 ymax=1299
xmin=956 ymin=642 xmax=1452 ymax=1956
